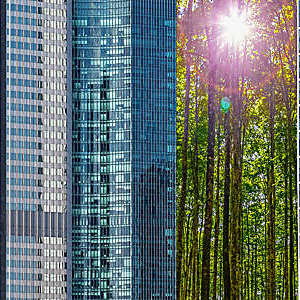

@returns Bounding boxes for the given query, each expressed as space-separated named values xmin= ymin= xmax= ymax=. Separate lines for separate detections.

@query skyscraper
xmin=72 ymin=1 xmax=176 ymax=299
xmin=1 ymin=0 xmax=176 ymax=299
xmin=1 ymin=0 xmax=68 ymax=298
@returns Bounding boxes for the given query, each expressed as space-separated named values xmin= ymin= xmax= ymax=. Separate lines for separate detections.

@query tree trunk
xmin=229 ymin=1 xmax=245 ymax=297
xmin=266 ymin=90 xmax=276 ymax=300
xmin=279 ymin=253 xmax=283 ymax=299
xmin=176 ymin=3 xmax=194 ymax=297
xmin=200 ymin=23 xmax=217 ymax=300
xmin=277 ymin=24 xmax=295 ymax=300
xmin=223 ymin=110 xmax=231 ymax=299
xmin=284 ymin=137 xmax=289 ymax=300
xmin=183 ymin=216 xmax=191 ymax=299
xmin=254 ymin=216 xmax=258 ymax=300
xmin=196 ymin=181 xmax=206 ymax=300
xmin=212 ymin=114 xmax=221 ymax=300
xmin=246 ymin=207 xmax=250 ymax=300
xmin=176 ymin=59 xmax=191 ymax=299
xmin=230 ymin=50 xmax=242 ymax=300
xmin=191 ymin=79 xmax=201 ymax=300
xmin=251 ymin=253 xmax=254 ymax=300
xmin=288 ymin=119 xmax=294 ymax=300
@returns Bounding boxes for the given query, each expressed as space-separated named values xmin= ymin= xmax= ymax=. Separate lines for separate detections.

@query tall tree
xmin=176 ymin=1 xmax=193 ymax=298
xmin=200 ymin=2 xmax=218 ymax=298
xmin=212 ymin=109 xmax=222 ymax=300
xmin=266 ymin=86 xmax=276 ymax=300
xmin=223 ymin=107 xmax=231 ymax=300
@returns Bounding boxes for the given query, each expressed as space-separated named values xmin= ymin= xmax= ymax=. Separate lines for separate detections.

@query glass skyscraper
xmin=1 ymin=0 xmax=68 ymax=298
xmin=72 ymin=1 xmax=176 ymax=299
xmin=1 ymin=0 xmax=176 ymax=299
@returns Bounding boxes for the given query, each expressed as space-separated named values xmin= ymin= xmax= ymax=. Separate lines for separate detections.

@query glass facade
xmin=1 ymin=0 xmax=176 ymax=298
xmin=4 ymin=0 xmax=68 ymax=298
xmin=72 ymin=0 xmax=176 ymax=299
xmin=131 ymin=1 xmax=176 ymax=298
xmin=72 ymin=1 xmax=132 ymax=298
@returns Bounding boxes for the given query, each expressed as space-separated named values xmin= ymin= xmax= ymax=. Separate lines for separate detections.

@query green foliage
xmin=176 ymin=0 xmax=297 ymax=298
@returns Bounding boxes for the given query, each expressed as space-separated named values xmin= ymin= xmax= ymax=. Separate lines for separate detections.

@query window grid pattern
xmin=72 ymin=0 xmax=176 ymax=299
xmin=5 ymin=0 xmax=68 ymax=298
xmin=131 ymin=0 xmax=176 ymax=299
xmin=72 ymin=0 xmax=132 ymax=299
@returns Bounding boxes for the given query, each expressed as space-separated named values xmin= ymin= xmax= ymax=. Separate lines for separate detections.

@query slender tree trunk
xmin=240 ymin=202 xmax=244 ymax=300
xmin=251 ymin=253 xmax=255 ymax=300
xmin=266 ymin=90 xmax=276 ymax=300
xmin=288 ymin=118 xmax=294 ymax=300
xmin=212 ymin=114 xmax=221 ymax=300
xmin=259 ymin=265 xmax=263 ymax=300
xmin=223 ymin=110 xmax=231 ymax=299
xmin=229 ymin=1 xmax=245 ymax=297
xmin=254 ymin=216 xmax=258 ymax=300
xmin=247 ymin=254 xmax=250 ymax=300
xmin=184 ymin=215 xmax=192 ymax=299
xmin=277 ymin=26 xmax=296 ymax=300
xmin=292 ymin=147 xmax=298 ymax=300
xmin=246 ymin=207 xmax=250 ymax=300
xmin=219 ymin=256 xmax=223 ymax=297
xmin=176 ymin=59 xmax=191 ymax=299
xmin=264 ymin=181 xmax=268 ymax=300
xmin=196 ymin=233 xmax=201 ymax=300
xmin=176 ymin=3 xmax=194 ymax=297
xmin=200 ymin=23 xmax=217 ymax=300
xmin=191 ymin=247 xmax=197 ymax=299
xmin=279 ymin=253 xmax=283 ymax=299
xmin=240 ymin=123 xmax=246 ymax=300
xmin=230 ymin=50 xmax=242 ymax=300
xmin=185 ymin=244 xmax=193 ymax=299
xmin=196 ymin=176 xmax=206 ymax=300
xmin=190 ymin=79 xmax=201 ymax=300
xmin=284 ymin=137 xmax=289 ymax=300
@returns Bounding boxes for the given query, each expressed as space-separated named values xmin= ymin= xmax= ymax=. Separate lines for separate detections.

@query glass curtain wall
xmin=72 ymin=0 xmax=176 ymax=299
xmin=72 ymin=1 xmax=132 ymax=299
xmin=131 ymin=0 xmax=176 ymax=299
xmin=5 ymin=0 xmax=68 ymax=299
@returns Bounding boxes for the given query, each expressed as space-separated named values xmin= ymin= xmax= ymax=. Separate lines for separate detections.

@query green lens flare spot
xmin=221 ymin=97 xmax=231 ymax=113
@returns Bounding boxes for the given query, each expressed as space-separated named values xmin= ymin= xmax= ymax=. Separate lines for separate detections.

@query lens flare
xmin=220 ymin=11 xmax=249 ymax=45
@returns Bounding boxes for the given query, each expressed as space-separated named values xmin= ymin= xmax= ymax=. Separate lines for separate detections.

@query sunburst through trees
xmin=176 ymin=0 xmax=298 ymax=299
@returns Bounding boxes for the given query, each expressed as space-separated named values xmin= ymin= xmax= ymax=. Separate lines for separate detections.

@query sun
xmin=219 ymin=10 xmax=249 ymax=46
